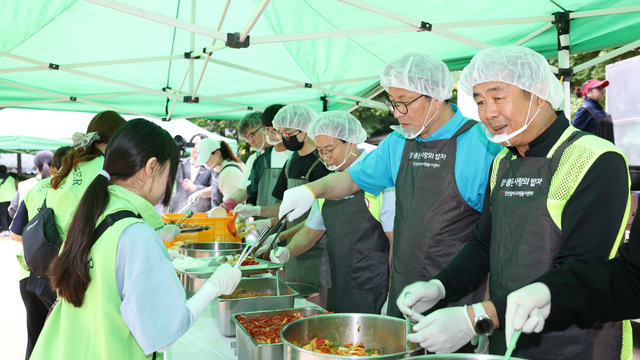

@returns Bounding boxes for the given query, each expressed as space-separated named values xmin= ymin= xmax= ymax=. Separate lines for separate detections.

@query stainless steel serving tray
xmin=216 ymin=277 xmax=298 ymax=337
xmin=232 ymin=308 xmax=325 ymax=360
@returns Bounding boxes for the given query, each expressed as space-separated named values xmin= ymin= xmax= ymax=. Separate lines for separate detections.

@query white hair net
xmin=308 ymin=111 xmax=368 ymax=144
xmin=272 ymin=104 xmax=317 ymax=132
xmin=459 ymin=46 xmax=565 ymax=109
xmin=379 ymin=52 xmax=453 ymax=101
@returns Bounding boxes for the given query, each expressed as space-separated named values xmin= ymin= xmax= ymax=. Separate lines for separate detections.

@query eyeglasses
xmin=315 ymin=143 xmax=341 ymax=158
xmin=244 ymin=126 xmax=263 ymax=141
xmin=385 ymin=94 xmax=424 ymax=115
xmin=279 ymin=129 xmax=301 ymax=140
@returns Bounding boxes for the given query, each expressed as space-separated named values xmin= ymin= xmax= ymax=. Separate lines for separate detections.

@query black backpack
xmin=23 ymin=198 xmax=139 ymax=278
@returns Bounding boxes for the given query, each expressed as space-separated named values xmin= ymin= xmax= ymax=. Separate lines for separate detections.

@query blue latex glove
xmin=407 ymin=306 xmax=475 ymax=354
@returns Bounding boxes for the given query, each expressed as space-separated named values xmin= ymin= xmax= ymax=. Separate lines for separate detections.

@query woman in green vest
xmin=31 ymin=119 xmax=241 ymax=360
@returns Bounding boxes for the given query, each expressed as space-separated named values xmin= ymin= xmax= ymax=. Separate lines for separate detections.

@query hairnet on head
xmin=459 ymin=46 xmax=565 ymax=109
xmin=308 ymin=111 xmax=368 ymax=144
xmin=272 ymin=104 xmax=317 ymax=132
xmin=379 ymin=52 xmax=453 ymax=101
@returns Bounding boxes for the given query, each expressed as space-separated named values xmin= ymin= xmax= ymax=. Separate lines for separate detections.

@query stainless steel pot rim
xmin=281 ymin=313 xmax=420 ymax=357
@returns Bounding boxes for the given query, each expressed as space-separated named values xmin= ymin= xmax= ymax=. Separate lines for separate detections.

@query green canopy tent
xmin=1 ymin=0 xmax=639 ymax=121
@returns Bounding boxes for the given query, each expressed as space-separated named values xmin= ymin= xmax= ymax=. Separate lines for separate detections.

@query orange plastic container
xmin=162 ymin=212 xmax=241 ymax=249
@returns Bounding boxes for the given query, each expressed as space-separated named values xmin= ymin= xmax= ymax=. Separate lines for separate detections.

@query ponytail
xmin=48 ymin=118 xmax=178 ymax=307
xmin=219 ymin=141 xmax=242 ymax=164
xmin=51 ymin=111 xmax=125 ymax=189
xmin=48 ymin=174 xmax=110 ymax=307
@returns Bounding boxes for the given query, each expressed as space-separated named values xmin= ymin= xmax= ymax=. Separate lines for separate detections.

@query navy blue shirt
xmin=572 ymin=97 xmax=607 ymax=135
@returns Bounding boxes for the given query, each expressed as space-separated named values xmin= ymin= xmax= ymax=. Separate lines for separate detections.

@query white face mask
xmin=265 ymin=131 xmax=282 ymax=145
xmin=482 ymin=95 xmax=540 ymax=146
xmin=321 ymin=144 xmax=356 ymax=171
xmin=390 ymin=99 xmax=439 ymax=139
xmin=203 ymin=153 xmax=218 ymax=170
xmin=251 ymin=141 xmax=265 ymax=152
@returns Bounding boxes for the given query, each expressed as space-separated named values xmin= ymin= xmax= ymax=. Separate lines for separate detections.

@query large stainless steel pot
xmin=406 ymin=355 xmax=526 ymax=359
xmin=281 ymin=313 xmax=425 ymax=359
xmin=179 ymin=242 xmax=244 ymax=258
xmin=175 ymin=266 xmax=220 ymax=298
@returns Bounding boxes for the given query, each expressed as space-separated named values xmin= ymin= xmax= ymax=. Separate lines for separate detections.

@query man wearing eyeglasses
xmin=237 ymin=105 xmax=293 ymax=224
xmin=211 ymin=111 xmax=278 ymax=215
xmin=269 ymin=111 xmax=395 ymax=314
xmin=277 ymin=52 xmax=503 ymax=320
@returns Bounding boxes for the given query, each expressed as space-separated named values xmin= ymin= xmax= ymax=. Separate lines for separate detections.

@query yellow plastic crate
xmin=162 ymin=212 xmax=241 ymax=249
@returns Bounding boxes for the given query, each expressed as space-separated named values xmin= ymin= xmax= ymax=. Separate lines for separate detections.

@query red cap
xmin=581 ymin=79 xmax=610 ymax=96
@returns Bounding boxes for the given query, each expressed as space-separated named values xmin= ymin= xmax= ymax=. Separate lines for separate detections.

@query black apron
xmin=321 ymin=190 xmax=390 ymax=313
xmin=387 ymin=120 xmax=487 ymax=318
xmin=282 ymin=157 xmax=331 ymax=294
xmin=256 ymin=148 xmax=282 ymax=207
xmin=583 ymin=105 xmax=615 ymax=144
xmin=489 ymin=131 xmax=622 ymax=359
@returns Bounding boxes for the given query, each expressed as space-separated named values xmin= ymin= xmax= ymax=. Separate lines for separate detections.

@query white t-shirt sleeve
xmin=116 ymin=223 xmax=192 ymax=355
xmin=379 ymin=187 xmax=396 ymax=233
xmin=218 ymin=163 xmax=244 ymax=201
xmin=239 ymin=153 xmax=258 ymax=189
xmin=304 ymin=199 xmax=325 ymax=231
xmin=270 ymin=149 xmax=293 ymax=168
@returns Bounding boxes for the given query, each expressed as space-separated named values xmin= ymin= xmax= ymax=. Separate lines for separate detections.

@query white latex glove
xmin=168 ymin=249 xmax=186 ymax=260
xmin=246 ymin=219 xmax=272 ymax=234
xmin=157 ymin=224 xmax=181 ymax=242
xmin=408 ymin=306 xmax=475 ymax=354
xmin=255 ymin=234 xmax=277 ymax=257
xmin=505 ymin=282 xmax=551 ymax=348
xmin=269 ymin=247 xmax=290 ymax=264
xmin=471 ymin=335 xmax=489 ymax=354
xmin=187 ymin=190 xmax=203 ymax=204
xmin=235 ymin=204 xmax=261 ymax=220
xmin=279 ymin=185 xmax=315 ymax=221
xmin=186 ymin=263 xmax=242 ymax=320
xmin=397 ymin=280 xmax=446 ymax=322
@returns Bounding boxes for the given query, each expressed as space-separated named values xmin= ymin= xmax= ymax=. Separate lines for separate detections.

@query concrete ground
xmin=0 ymin=234 xmax=27 ymax=360
xmin=1 ymin=233 xmax=640 ymax=359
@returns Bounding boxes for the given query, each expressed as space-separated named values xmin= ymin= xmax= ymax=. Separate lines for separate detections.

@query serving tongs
xmin=175 ymin=200 xmax=197 ymax=227
xmin=234 ymin=210 xmax=294 ymax=269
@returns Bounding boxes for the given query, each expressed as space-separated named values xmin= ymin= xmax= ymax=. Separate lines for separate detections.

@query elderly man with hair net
xmin=399 ymin=46 xmax=631 ymax=359
xmin=207 ymin=111 xmax=272 ymax=215
xmin=235 ymin=104 xmax=331 ymax=301
xmin=269 ymin=111 xmax=395 ymax=314
xmin=277 ymin=52 xmax=502 ymax=324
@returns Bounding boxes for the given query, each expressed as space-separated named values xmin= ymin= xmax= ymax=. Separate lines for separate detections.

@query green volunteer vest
xmin=0 ymin=175 xmax=16 ymax=202
xmin=46 ymin=156 xmax=104 ymax=243
xmin=488 ymin=126 xmax=631 ymax=359
xmin=31 ymin=185 xmax=164 ymax=360
xmin=18 ymin=175 xmax=41 ymax=204
xmin=14 ymin=178 xmax=52 ymax=281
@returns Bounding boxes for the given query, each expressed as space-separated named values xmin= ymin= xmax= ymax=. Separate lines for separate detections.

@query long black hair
xmin=49 ymin=118 xmax=179 ymax=307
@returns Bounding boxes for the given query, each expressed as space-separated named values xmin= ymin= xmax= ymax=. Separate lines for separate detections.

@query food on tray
xmin=303 ymin=337 xmax=381 ymax=356
xmin=219 ymin=255 xmax=260 ymax=266
xmin=178 ymin=224 xmax=210 ymax=232
xmin=237 ymin=311 xmax=305 ymax=344
xmin=219 ymin=288 xmax=276 ymax=299
xmin=236 ymin=311 xmax=332 ymax=344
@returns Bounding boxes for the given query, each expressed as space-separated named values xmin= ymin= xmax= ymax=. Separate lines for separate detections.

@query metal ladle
xmin=243 ymin=227 xmax=260 ymax=245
